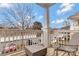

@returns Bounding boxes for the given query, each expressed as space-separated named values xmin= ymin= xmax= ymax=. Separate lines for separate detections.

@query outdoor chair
xmin=54 ymin=32 xmax=79 ymax=56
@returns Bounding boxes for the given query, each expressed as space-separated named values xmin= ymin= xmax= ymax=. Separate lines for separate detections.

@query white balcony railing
xmin=49 ymin=30 xmax=79 ymax=48
xmin=0 ymin=29 xmax=79 ymax=56
xmin=0 ymin=29 xmax=42 ymax=55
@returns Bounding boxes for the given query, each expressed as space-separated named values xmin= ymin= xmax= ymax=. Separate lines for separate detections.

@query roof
xmin=0 ymin=26 xmax=4 ymax=29
xmin=68 ymin=12 xmax=79 ymax=20
xmin=61 ymin=26 xmax=70 ymax=30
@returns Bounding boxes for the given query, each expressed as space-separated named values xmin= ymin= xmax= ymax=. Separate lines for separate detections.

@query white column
xmin=42 ymin=8 xmax=50 ymax=47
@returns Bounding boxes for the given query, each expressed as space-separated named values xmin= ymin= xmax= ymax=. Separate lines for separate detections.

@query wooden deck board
xmin=5 ymin=47 xmax=79 ymax=56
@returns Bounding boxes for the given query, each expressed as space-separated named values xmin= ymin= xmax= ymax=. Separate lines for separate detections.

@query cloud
xmin=60 ymin=3 xmax=73 ymax=8
xmin=0 ymin=3 xmax=11 ymax=8
xmin=17 ymin=22 xmax=22 ymax=26
xmin=24 ymin=16 xmax=32 ymax=21
xmin=38 ymin=15 xmax=43 ymax=19
xmin=57 ymin=3 xmax=75 ymax=15
xmin=34 ymin=12 xmax=38 ymax=16
xmin=52 ymin=19 xmax=65 ymax=24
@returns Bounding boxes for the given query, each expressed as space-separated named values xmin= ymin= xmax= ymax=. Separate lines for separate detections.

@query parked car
xmin=3 ymin=43 xmax=16 ymax=53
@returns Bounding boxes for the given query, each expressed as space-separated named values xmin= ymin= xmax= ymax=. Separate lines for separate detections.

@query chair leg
xmin=68 ymin=52 xmax=76 ymax=56
xmin=53 ymin=49 xmax=58 ymax=56
xmin=53 ymin=49 xmax=56 ymax=56
xmin=73 ymin=51 xmax=76 ymax=56
xmin=68 ymin=52 xmax=70 ymax=56
xmin=56 ymin=49 xmax=58 ymax=56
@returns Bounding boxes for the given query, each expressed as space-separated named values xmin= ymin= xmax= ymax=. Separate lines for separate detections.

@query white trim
xmin=0 ymin=0 xmax=79 ymax=3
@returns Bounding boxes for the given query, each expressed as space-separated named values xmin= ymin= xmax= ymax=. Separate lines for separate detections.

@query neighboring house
xmin=0 ymin=26 xmax=4 ymax=29
xmin=50 ymin=28 xmax=59 ymax=34
xmin=60 ymin=26 xmax=70 ymax=30
xmin=68 ymin=12 xmax=79 ymax=30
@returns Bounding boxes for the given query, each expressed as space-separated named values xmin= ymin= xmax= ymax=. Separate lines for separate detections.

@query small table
xmin=25 ymin=44 xmax=47 ymax=56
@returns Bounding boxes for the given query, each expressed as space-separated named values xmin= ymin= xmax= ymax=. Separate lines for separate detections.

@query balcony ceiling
xmin=36 ymin=3 xmax=55 ymax=8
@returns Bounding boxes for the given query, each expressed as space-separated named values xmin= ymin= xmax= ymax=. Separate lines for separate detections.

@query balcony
xmin=0 ymin=29 xmax=79 ymax=56
xmin=0 ymin=29 xmax=42 ymax=55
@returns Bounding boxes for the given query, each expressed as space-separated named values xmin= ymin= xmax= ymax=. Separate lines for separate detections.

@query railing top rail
xmin=0 ymin=29 xmax=43 ymax=33
xmin=59 ymin=30 xmax=79 ymax=32
xmin=51 ymin=30 xmax=79 ymax=33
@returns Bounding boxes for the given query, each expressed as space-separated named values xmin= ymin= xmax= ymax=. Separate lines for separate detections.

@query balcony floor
xmin=6 ymin=47 xmax=79 ymax=56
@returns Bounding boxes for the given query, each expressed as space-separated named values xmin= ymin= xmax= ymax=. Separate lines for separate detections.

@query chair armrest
xmin=59 ymin=43 xmax=79 ymax=51
xmin=59 ymin=43 xmax=79 ymax=46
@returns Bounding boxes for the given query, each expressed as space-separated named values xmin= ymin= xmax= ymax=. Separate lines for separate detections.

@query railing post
xmin=41 ymin=32 xmax=44 ymax=44
xmin=42 ymin=8 xmax=50 ymax=47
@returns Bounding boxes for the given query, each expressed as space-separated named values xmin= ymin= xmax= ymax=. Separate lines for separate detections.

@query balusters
xmin=0 ymin=29 xmax=42 ymax=55
xmin=2 ymin=30 xmax=5 ymax=55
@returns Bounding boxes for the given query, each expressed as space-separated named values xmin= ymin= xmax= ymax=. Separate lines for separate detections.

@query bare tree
xmin=1 ymin=3 xmax=36 ymax=47
xmin=2 ymin=3 xmax=35 ymax=30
